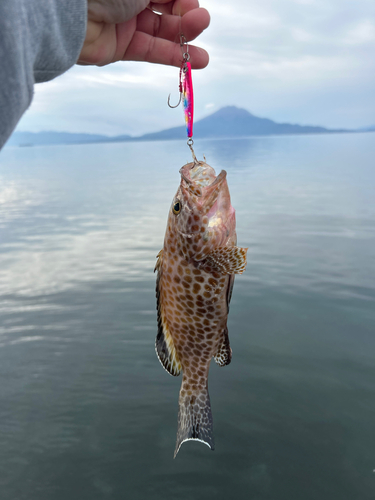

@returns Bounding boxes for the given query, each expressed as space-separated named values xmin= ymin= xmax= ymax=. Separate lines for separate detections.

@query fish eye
xmin=172 ymin=200 xmax=182 ymax=215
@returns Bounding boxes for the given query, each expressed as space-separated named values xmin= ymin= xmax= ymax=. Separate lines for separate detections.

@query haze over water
xmin=1 ymin=133 xmax=375 ymax=499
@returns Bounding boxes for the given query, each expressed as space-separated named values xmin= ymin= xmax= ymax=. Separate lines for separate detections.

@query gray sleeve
xmin=0 ymin=0 xmax=87 ymax=150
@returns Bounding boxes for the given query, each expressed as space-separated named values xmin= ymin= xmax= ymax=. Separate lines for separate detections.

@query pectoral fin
xmin=203 ymin=246 xmax=248 ymax=275
xmin=214 ymin=327 xmax=232 ymax=367
xmin=155 ymin=250 xmax=182 ymax=377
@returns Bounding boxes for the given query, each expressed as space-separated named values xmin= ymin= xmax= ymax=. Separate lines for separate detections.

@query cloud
xmin=13 ymin=0 xmax=375 ymax=136
xmin=345 ymin=19 xmax=375 ymax=45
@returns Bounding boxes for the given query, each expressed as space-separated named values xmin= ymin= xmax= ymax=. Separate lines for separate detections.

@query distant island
xmin=7 ymin=106 xmax=371 ymax=147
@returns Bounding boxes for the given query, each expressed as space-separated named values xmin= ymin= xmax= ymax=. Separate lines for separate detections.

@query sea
xmin=0 ymin=133 xmax=374 ymax=500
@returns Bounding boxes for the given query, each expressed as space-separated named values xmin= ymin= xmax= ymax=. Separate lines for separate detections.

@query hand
xmin=78 ymin=0 xmax=210 ymax=69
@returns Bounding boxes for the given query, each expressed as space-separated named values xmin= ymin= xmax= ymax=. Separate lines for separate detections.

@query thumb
xmin=88 ymin=0 xmax=150 ymax=24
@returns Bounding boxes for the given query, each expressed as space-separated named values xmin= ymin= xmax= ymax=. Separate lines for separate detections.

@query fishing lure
xmin=168 ymin=35 xmax=195 ymax=154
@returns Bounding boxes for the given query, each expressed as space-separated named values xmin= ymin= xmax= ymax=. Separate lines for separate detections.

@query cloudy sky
xmin=15 ymin=0 xmax=375 ymax=136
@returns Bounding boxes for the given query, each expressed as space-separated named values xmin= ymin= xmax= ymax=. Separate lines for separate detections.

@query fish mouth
xmin=178 ymin=162 xmax=229 ymax=240
xmin=179 ymin=162 xmax=227 ymax=202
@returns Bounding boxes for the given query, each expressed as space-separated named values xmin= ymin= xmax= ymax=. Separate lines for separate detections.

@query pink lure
xmin=182 ymin=62 xmax=194 ymax=138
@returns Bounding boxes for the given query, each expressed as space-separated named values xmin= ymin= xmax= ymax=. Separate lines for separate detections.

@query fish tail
xmin=174 ymin=382 xmax=214 ymax=458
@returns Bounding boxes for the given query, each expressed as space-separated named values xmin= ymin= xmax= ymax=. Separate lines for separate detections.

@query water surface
xmin=1 ymin=133 xmax=375 ymax=499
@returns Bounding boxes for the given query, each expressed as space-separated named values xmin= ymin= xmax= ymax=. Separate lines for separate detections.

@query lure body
xmin=182 ymin=62 xmax=194 ymax=138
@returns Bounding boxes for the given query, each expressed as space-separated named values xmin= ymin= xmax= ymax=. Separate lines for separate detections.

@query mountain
xmin=6 ymin=131 xmax=131 ymax=147
xmin=357 ymin=125 xmax=375 ymax=132
xmin=139 ymin=106 xmax=349 ymax=141
xmin=8 ymin=106 xmax=360 ymax=147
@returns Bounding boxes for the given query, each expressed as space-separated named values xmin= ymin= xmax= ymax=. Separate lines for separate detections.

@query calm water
xmin=0 ymin=134 xmax=375 ymax=500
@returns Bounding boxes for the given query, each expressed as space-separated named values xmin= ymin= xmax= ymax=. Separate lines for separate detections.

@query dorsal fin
xmin=214 ymin=327 xmax=232 ymax=367
xmin=154 ymin=249 xmax=163 ymax=272
xmin=155 ymin=250 xmax=181 ymax=377
xmin=200 ymin=246 xmax=248 ymax=275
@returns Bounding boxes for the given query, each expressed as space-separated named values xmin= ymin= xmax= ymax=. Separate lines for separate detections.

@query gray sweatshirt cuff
xmin=33 ymin=0 xmax=87 ymax=83
xmin=0 ymin=0 xmax=87 ymax=149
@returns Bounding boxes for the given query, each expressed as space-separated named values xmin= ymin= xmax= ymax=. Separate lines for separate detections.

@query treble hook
xmin=187 ymin=138 xmax=198 ymax=163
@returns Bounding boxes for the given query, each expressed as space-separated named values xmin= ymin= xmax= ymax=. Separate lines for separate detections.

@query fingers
xmin=137 ymin=7 xmax=210 ymax=44
xmin=181 ymin=8 xmax=210 ymax=42
xmin=123 ymin=3 xmax=210 ymax=68
xmin=120 ymin=29 xmax=209 ymax=68
xmin=80 ymin=0 xmax=210 ymax=68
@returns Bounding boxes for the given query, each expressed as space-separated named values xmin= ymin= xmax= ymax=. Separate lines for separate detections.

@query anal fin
xmin=214 ymin=327 xmax=232 ymax=367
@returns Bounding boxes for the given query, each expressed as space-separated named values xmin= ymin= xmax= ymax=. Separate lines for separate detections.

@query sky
xmin=15 ymin=0 xmax=375 ymax=136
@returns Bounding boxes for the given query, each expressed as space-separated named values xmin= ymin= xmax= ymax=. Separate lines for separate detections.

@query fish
xmin=155 ymin=160 xmax=247 ymax=458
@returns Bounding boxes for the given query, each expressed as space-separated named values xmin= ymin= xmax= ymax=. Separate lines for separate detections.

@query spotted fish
xmin=155 ymin=160 xmax=247 ymax=457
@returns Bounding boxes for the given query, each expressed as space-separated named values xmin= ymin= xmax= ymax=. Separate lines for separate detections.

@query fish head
xmin=168 ymin=161 xmax=237 ymax=261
